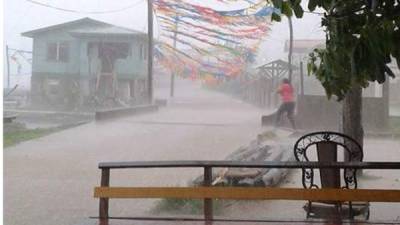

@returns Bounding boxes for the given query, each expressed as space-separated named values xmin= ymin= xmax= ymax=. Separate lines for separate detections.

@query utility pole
xmin=170 ymin=16 xmax=179 ymax=97
xmin=287 ymin=16 xmax=293 ymax=82
xmin=147 ymin=0 xmax=154 ymax=103
xmin=6 ymin=45 xmax=11 ymax=89
xmin=382 ymin=75 xmax=390 ymax=128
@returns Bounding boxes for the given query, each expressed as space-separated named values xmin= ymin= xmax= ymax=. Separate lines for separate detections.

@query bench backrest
xmin=294 ymin=131 xmax=363 ymax=190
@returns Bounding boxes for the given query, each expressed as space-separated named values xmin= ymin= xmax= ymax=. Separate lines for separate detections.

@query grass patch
xmin=153 ymin=198 xmax=225 ymax=215
xmin=3 ymin=127 xmax=61 ymax=148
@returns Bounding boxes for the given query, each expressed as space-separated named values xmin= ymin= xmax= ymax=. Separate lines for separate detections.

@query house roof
xmin=256 ymin=59 xmax=298 ymax=70
xmin=69 ymin=25 xmax=146 ymax=38
xmin=21 ymin=17 xmax=146 ymax=38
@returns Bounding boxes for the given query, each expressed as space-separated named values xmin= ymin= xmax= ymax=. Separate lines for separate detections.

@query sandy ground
xmin=4 ymin=79 xmax=400 ymax=225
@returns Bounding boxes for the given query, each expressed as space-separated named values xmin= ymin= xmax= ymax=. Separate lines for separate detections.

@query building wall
xmin=30 ymin=75 xmax=81 ymax=109
xmin=29 ymin=26 xmax=149 ymax=108
xmin=32 ymin=31 xmax=81 ymax=77
xmin=114 ymin=38 xmax=148 ymax=79
xmin=78 ymin=36 xmax=148 ymax=79
xmin=32 ymin=34 xmax=148 ymax=79
xmin=296 ymin=95 xmax=388 ymax=131
xmin=390 ymin=77 xmax=400 ymax=103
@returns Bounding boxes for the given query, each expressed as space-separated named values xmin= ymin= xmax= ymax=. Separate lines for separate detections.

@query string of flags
xmin=154 ymin=0 xmax=276 ymax=82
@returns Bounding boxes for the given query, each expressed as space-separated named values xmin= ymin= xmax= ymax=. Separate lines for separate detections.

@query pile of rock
xmin=192 ymin=131 xmax=294 ymax=187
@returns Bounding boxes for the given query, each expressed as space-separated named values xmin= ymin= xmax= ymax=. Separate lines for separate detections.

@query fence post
xmin=99 ymin=168 xmax=110 ymax=219
xmin=203 ymin=166 xmax=213 ymax=221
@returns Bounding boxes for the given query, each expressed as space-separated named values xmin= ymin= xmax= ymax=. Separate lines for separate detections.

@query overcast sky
xmin=4 ymin=0 xmax=324 ymax=54
xmin=3 ymin=0 xmax=325 ymax=87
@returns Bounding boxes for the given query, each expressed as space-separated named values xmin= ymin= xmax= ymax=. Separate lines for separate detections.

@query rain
xmin=3 ymin=0 xmax=400 ymax=225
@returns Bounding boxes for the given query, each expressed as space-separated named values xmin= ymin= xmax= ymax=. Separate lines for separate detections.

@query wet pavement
xmin=4 ymin=80 xmax=266 ymax=225
xmin=4 ymin=79 xmax=400 ymax=225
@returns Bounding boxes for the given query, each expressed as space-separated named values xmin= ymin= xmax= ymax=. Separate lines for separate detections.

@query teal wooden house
xmin=22 ymin=18 xmax=149 ymax=108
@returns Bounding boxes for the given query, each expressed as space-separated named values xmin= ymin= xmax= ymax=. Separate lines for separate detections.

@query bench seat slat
xmin=94 ymin=187 xmax=400 ymax=202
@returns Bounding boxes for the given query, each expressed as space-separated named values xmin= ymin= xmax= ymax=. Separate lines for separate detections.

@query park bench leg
xmin=204 ymin=166 xmax=213 ymax=221
xmin=99 ymin=168 xmax=110 ymax=219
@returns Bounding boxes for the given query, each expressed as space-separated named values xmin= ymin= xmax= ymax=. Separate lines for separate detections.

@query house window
xmin=47 ymin=42 xmax=69 ymax=62
xmin=47 ymin=43 xmax=57 ymax=61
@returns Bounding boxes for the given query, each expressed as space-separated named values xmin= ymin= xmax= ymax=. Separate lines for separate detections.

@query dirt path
xmin=4 ymin=80 xmax=267 ymax=225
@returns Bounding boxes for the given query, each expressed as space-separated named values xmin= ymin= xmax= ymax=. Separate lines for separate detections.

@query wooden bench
xmin=93 ymin=161 xmax=400 ymax=224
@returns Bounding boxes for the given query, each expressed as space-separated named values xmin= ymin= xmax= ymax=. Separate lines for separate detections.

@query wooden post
xmin=203 ymin=166 xmax=213 ymax=221
xmin=99 ymin=168 xmax=110 ymax=219
xmin=300 ymin=61 xmax=304 ymax=96
xmin=6 ymin=45 xmax=11 ymax=89
xmin=267 ymin=80 xmax=271 ymax=108
xmin=272 ymin=64 xmax=278 ymax=107
xmin=147 ymin=0 xmax=154 ymax=103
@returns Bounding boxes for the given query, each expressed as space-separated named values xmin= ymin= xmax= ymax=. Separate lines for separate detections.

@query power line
xmin=25 ymin=0 xmax=145 ymax=14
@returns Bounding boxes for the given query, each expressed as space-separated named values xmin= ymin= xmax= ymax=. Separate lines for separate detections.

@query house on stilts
xmin=22 ymin=17 xmax=149 ymax=110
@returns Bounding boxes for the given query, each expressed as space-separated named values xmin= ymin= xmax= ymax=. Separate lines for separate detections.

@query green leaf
xmin=308 ymin=0 xmax=318 ymax=11
xmin=271 ymin=12 xmax=281 ymax=22
xmin=281 ymin=2 xmax=293 ymax=17
xmin=272 ymin=0 xmax=283 ymax=9
xmin=292 ymin=3 xmax=304 ymax=18
xmin=384 ymin=65 xmax=395 ymax=78
xmin=307 ymin=62 xmax=312 ymax=74
xmin=270 ymin=0 xmax=398 ymax=99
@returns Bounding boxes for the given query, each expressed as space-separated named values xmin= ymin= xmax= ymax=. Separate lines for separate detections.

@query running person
xmin=275 ymin=78 xmax=296 ymax=130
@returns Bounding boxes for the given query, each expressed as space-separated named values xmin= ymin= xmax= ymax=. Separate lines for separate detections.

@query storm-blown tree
xmin=270 ymin=0 xmax=400 ymax=153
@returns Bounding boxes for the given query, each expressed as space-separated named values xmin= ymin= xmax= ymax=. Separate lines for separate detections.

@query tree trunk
xmin=382 ymin=77 xmax=390 ymax=128
xmin=342 ymin=85 xmax=364 ymax=161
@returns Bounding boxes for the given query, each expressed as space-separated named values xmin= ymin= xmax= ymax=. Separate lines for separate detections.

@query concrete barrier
xmin=3 ymin=114 xmax=17 ymax=123
xmin=95 ymin=104 xmax=159 ymax=121
xmin=262 ymin=95 xmax=389 ymax=131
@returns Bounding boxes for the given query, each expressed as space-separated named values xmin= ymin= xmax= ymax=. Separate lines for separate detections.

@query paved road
xmin=4 ymin=80 xmax=267 ymax=225
xmin=5 ymin=79 xmax=400 ymax=225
